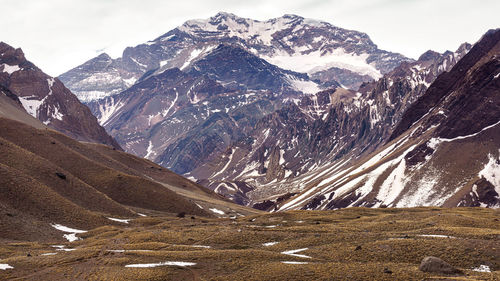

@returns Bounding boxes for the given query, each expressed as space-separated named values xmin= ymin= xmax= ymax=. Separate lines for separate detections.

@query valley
xmin=0 ymin=208 xmax=498 ymax=280
xmin=1 ymin=7 xmax=499 ymax=280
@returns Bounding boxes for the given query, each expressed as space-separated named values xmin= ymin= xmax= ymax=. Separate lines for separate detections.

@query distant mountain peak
xmin=61 ymin=13 xmax=410 ymax=101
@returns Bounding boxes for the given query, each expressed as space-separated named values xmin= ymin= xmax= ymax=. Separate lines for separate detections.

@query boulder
xmin=419 ymin=256 xmax=463 ymax=275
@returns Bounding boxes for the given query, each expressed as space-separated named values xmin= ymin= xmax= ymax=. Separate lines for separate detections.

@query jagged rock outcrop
xmin=0 ymin=42 xmax=121 ymax=149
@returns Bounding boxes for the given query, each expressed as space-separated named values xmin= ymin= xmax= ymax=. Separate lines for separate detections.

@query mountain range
xmin=57 ymin=13 xmax=413 ymax=194
xmin=0 ymin=42 xmax=259 ymax=242
xmin=3 ymin=13 xmax=498 ymax=214
xmin=0 ymin=11 xmax=498 ymax=281
xmin=59 ymin=12 xmax=410 ymax=103
xmin=56 ymin=13 xmax=500 ymax=211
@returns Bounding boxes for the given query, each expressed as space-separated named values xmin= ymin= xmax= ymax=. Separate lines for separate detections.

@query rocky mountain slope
xmin=0 ymin=42 xmax=120 ymax=149
xmin=59 ymin=12 xmax=410 ymax=102
xmin=194 ymin=42 xmax=471 ymax=206
xmin=56 ymin=13 xmax=412 ymax=191
xmin=85 ymin=44 xmax=323 ymax=177
xmin=274 ymin=29 xmax=500 ymax=211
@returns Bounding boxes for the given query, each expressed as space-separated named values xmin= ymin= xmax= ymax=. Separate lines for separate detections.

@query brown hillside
xmin=0 ymin=136 xmax=134 ymax=217
xmin=0 ymin=117 xmax=209 ymax=216
xmin=0 ymin=163 xmax=109 ymax=241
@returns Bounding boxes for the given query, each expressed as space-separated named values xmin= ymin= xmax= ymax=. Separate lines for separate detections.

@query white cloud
xmin=2 ymin=0 xmax=498 ymax=76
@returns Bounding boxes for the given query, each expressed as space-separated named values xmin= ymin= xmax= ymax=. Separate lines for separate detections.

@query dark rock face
xmin=55 ymin=172 xmax=67 ymax=180
xmin=419 ymin=256 xmax=463 ymax=275
xmin=252 ymin=200 xmax=275 ymax=211
xmin=404 ymin=143 xmax=434 ymax=167
xmin=89 ymin=45 xmax=311 ymax=180
xmin=187 ymin=44 xmax=311 ymax=93
xmin=302 ymin=195 xmax=326 ymax=210
xmin=458 ymin=178 xmax=500 ymax=207
xmin=0 ymin=42 xmax=121 ymax=149
xmin=390 ymin=31 xmax=499 ymax=141
xmin=311 ymin=67 xmax=374 ymax=90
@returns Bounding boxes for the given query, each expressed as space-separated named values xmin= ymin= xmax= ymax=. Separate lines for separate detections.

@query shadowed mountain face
xmin=86 ymin=44 xmax=323 ymax=176
xmin=0 ymin=42 xmax=121 ymax=149
xmin=271 ymin=29 xmax=500 ymax=211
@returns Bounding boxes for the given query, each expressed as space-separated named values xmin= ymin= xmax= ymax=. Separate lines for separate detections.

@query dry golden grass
xmin=0 ymin=207 xmax=498 ymax=280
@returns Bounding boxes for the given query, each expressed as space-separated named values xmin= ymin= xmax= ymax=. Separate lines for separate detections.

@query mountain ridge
xmin=59 ymin=12 xmax=411 ymax=102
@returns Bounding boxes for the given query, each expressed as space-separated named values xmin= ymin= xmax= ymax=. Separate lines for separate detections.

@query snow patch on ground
xmin=212 ymin=149 xmax=234 ymax=178
xmin=144 ymin=141 xmax=156 ymax=160
xmin=51 ymin=223 xmax=87 ymax=242
xmin=417 ymin=234 xmax=455 ymax=239
xmin=287 ymin=76 xmax=321 ymax=94
xmin=263 ymin=242 xmax=279 ymax=247
xmin=263 ymin=49 xmax=382 ymax=79
xmin=281 ymin=261 xmax=309 ymax=264
xmin=0 ymin=264 xmax=13 ymax=270
xmin=125 ymin=261 xmax=196 ymax=268
xmin=51 ymin=245 xmax=75 ymax=252
xmin=191 ymin=245 xmax=211 ymax=249
xmin=180 ymin=45 xmax=217 ymax=70
xmin=98 ymin=97 xmax=125 ymax=126
xmin=63 ymin=234 xmax=81 ymax=242
xmin=281 ymin=248 xmax=311 ymax=259
xmin=472 ymin=265 xmax=491 ymax=272
xmin=51 ymin=224 xmax=86 ymax=233
xmin=375 ymin=158 xmax=408 ymax=206
xmin=479 ymin=150 xmax=500 ymax=192
xmin=1 ymin=63 xmax=21 ymax=75
xmin=107 ymin=249 xmax=153 ymax=253
xmin=209 ymin=208 xmax=225 ymax=215
xmin=123 ymin=77 xmax=137 ymax=87
xmin=19 ymin=96 xmax=46 ymax=118
xmin=107 ymin=217 xmax=131 ymax=224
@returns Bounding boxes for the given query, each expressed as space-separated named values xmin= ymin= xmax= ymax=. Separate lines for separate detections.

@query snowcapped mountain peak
xmin=61 ymin=13 xmax=410 ymax=102
xmin=178 ymin=13 xmax=330 ymax=46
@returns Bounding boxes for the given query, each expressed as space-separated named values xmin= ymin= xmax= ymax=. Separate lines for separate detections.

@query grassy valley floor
xmin=0 ymin=207 xmax=498 ymax=280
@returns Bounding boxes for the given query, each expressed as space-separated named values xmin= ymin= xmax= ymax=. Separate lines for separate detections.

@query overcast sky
xmin=2 ymin=0 xmax=499 ymax=76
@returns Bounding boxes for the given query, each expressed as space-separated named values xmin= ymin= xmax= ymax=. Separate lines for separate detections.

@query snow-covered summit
xmin=60 ymin=12 xmax=410 ymax=103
